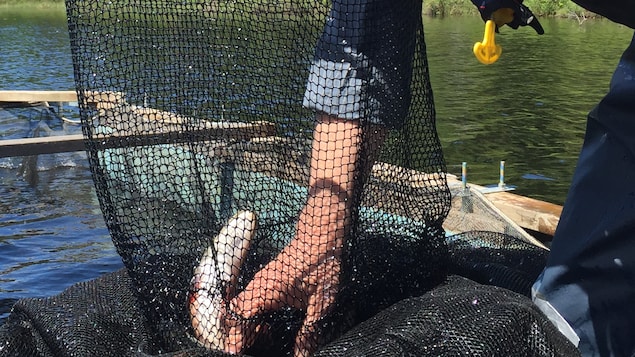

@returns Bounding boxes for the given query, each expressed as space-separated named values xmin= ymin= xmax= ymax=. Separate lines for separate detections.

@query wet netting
xmin=0 ymin=0 xmax=580 ymax=356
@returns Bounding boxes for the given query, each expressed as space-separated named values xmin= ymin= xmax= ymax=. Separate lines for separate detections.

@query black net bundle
xmin=0 ymin=0 xmax=580 ymax=356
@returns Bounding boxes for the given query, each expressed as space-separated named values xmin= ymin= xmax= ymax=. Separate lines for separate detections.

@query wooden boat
xmin=0 ymin=90 xmax=562 ymax=244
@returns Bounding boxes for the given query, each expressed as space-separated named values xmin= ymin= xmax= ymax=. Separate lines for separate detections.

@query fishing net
xmin=0 ymin=0 xmax=579 ymax=356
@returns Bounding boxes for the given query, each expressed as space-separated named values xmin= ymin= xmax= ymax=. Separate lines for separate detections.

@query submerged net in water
xmin=0 ymin=0 xmax=578 ymax=356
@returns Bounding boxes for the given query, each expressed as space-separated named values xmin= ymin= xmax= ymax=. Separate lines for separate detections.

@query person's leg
xmin=533 ymin=32 xmax=635 ymax=356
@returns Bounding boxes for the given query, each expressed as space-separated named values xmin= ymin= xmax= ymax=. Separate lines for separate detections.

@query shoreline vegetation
xmin=0 ymin=0 xmax=598 ymax=22
xmin=424 ymin=0 xmax=594 ymax=21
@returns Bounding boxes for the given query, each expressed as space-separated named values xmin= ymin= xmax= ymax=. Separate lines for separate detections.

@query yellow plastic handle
xmin=473 ymin=20 xmax=502 ymax=65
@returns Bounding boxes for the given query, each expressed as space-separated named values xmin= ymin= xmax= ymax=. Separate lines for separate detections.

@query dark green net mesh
xmin=0 ymin=1 xmax=579 ymax=356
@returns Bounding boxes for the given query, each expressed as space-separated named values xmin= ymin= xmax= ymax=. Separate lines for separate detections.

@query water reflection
xmin=0 ymin=9 xmax=75 ymax=90
xmin=426 ymin=17 xmax=633 ymax=204
xmin=0 ymin=163 xmax=123 ymax=323
xmin=0 ymin=105 xmax=122 ymax=324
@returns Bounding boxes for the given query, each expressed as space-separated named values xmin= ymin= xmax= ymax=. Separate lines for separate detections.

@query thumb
xmin=229 ymin=288 xmax=270 ymax=319
xmin=528 ymin=16 xmax=545 ymax=34
xmin=229 ymin=274 xmax=294 ymax=318
xmin=517 ymin=4 xmax=545 ymax=34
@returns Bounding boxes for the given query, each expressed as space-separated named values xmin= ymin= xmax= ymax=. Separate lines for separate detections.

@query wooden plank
xmin=0 ymin=121 xmax=276 ymax=158
xmin=0 ymin=134 xmax=86 ymax=157
xmin=469 ymin=187 xmax=548 ymax=249
xmin=483 ymin=191 xmax=562 ymax=237
xmin=89 ymin=120 xmax=276 ymax=151
xmin=1 ymin=91 xmax=276 ymax=157
xmin=446 ymin=174 xmax=562 ymax=237
xmin=81 ymin=91 xmax=126 ymax=109
xmin=0 ymin=90 xmax=127 ymax=109
xmin=371 ymin=162 xmax=558 ymax=241
xmin=0 ymin=90 xmax=78 ymax=103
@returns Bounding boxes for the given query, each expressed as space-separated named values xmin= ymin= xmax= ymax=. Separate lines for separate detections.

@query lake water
xmin=0 ymin=8 xmax=633 ymax=324
xmin=425 ymin=17 xmax=634 ymax=204
xmin=0 ymin=9 xmax=123 ymax=323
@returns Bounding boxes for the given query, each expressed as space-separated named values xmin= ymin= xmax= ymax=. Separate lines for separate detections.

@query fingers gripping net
xmin=0 ymin=0 xmax=575 ymax=356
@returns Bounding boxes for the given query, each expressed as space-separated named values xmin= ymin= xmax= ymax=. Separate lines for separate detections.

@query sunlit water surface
xmin=0 ymin=10 xmax=122 ymax=324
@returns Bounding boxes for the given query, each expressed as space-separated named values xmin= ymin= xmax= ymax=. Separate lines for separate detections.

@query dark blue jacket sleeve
xmin=571 ymin=0 xmax=635 ymax=28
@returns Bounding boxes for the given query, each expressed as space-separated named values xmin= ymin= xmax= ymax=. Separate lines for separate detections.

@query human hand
xmin=471 ymin=0 xmax=544 ymax=34
xmin=224 ymin=228 xmax=342 ymax=357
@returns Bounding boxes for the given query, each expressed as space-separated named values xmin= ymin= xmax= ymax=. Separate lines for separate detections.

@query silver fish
xmin=189 ymin=210 xmax=256 ymax=351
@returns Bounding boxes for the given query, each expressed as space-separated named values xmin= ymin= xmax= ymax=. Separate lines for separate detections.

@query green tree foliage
xmin=423 ymin=0 xmax=590 ymax=18
xmin=525 ymin=0 xmax=587 ymax=17
xmin=0 ymin=0 xmax=594 ymax=20
xmin=424 ymin=0 xmax=477 ymax=17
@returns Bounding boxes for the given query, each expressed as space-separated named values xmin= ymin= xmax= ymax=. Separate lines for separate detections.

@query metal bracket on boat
xmin=461 ymin=161 xmax=516 ymax=195
xmin=479 ymin=160 xmax=516 ymax=194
